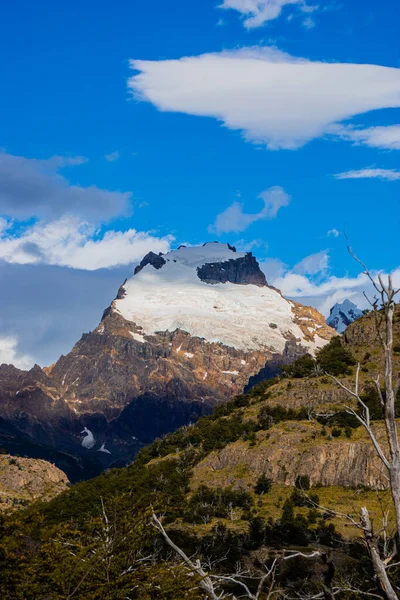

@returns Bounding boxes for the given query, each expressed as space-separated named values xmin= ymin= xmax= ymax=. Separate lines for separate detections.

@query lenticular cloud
xmin=128 ymin=47 xmax=400 ymax=150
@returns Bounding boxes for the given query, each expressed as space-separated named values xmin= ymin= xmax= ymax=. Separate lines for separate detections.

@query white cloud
xmin=262 ymin=251 xmax=400 ymax=318
xmin=218 ymin=0 xmax=316 ymax=29
xmin=105 ymin=151 xmax=120 ymax=162
xmin=302 ymin=16 xmax=316 ymax=28
xmin=259 ymin=257 xmax=286 ymax=280
xmin=327 ymin=228 xmax=339 ymax=237
xmin=334 ymin=124 xmax=400 ymax=150
xmin=293 ymin=249 xmax=329 ymax=275
xmin=208 ymin=186 xmax=290 ymax=234
xmin=334 ymin=168 xmax=400 ymax=181
xmin=0 ymin=152 xmax=131 ymax=221
xmin=0 ymin=216 xmax=174 ymax=270
xmin=0 ymin=335 xmax=34 ymax=369
xmin=129 ymin=48 xmax=400 ymax=150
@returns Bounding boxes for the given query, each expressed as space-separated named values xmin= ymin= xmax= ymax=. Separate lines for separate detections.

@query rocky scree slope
xmin=0 ymin=243 xmax=334 ymax=481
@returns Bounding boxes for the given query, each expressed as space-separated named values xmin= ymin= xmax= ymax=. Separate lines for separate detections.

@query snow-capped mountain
xmin=114 ymin=243 xmax=330 ymax=354
xmin=0 ymin=243 xmax=336 ymax=480
xmin=327 ymin=299 xmax=363 ymax=333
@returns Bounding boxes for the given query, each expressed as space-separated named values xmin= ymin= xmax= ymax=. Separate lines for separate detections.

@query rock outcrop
xmin=0 ymin=454 xmax=68 ymax=511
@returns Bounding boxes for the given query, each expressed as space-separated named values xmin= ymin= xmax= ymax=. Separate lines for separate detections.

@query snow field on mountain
xmin=115 ymin=244 xmax=319 ymax=353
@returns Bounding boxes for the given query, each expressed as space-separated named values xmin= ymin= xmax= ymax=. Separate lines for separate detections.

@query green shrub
xmin=282 ymin=354 xmax=316 ymax=378
xmin=254 ymin=474 xmax=272 ymax=495
xmin=185 ymin=486 xmax=253 ymax=523
xmin=316 ymin=336 xmax=356 ymax=376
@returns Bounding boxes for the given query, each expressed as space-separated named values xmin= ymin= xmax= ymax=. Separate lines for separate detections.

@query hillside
xmin=0 ymin=454 xmax=68 ymax=511
xmin=0 ymin=243 xmax=334 ymax=481
xmin=0 ymin=307 xmax=399 ymax=599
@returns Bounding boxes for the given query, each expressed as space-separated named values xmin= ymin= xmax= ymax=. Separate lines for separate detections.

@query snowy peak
xmin=130 ymin=243 xmax=267 ymax=287
xmin=326 ymin=299 xmax=363 ymax=333
xmin=112 ymin=243 xmax=333 ymax=353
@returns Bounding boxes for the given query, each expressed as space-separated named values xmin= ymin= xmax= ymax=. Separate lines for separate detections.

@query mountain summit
xmin=111 ymin=243 xmax=330 ymax=353
xmin=327 ymin=299 xmax=363 ymax=333
xmin=0 ymin=243 xmax=335 ymax=480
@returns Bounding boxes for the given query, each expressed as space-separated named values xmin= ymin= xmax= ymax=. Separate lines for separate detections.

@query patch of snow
xmin=81 ymin=427 xmax=95 ymax=450
xmin=130 ymin=331 xmax=146 ymax=343
xmin=98 ymin=443 xmax=111 ymax=455
xmin=114 ymin=244 xmax=323 ymax=354
xmin=240 ymin=360 xmax=246 ymax=365
xmin=307 ymin=327 xmax=315 ymax=333
xmin=185 ymin=352 xmax=194 ymax=358
xmin=176 ymin=344 xmax=182 ymax=352
xmin=312 ymin=334 xmax=327 ymax=349
xmin=61 ymin=374 xmax=66 ymax=386
xmin=97 ymin=325 xmax=105 ymax=334
xmin=222 ymin=370 xmax=239 ymax=375
xmin=203 ymin=372 xmax=208 ymax=380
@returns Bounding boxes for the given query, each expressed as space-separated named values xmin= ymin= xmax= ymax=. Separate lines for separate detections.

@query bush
xmin=331 ymin=427 xmax=342 ymax=438
xmin=282 ymin=354 xmax=316 ymax=378
xmin=185 ymin=486 xmax=253 ymax=523
xmin=254 ymin=474 xmax=272 ymax=495
xmin=316 ymin=337 xmax=356 ymax=376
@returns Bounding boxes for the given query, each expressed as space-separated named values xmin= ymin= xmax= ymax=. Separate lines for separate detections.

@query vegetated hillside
xmin=0 ymin=308 xmax=399 ymax=599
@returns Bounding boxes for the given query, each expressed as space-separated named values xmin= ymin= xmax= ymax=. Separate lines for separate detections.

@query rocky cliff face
xmin=0 ymin=243 xmax=335 ymax=480
xmin=0 ymin=454 xmax=68 ymax=511
xmin=192 ymin=422 xmax=387 ymax=492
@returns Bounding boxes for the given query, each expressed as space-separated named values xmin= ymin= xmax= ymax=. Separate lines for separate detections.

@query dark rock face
xmin=134 ymin=251 xmax=166 ymax=275
xmin=197 ymin=253 xmax=267 ymax=286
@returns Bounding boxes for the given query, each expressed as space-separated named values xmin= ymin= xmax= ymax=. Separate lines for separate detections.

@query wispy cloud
xmin=334 ymin=168 xmax=400 ymax=181
xmin=105 ymin=151 xmax=121 ymax=162
xmin=293 ymin=249 xmax=329 ymax=275
xmin=334 ymin=124 xmax=400 ymax=150
xmin=218 ymin=0 xmax=317 ymax=29
xmin=327 ymin=228 xmax=339 ymax=237
xmin=208 ymin=186 xmax=290 ymax=234
xmin=129 ymin=48 xmax=400 ymax=150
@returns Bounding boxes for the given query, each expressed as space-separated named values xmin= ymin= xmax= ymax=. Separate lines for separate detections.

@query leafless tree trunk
xmin=327 ymin=246 xmax=400 ymax=599
xmin=152 ymin=513 xmax=325 ymax=600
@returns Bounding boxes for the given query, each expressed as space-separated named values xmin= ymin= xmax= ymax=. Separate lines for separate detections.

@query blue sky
xmin=0 ymin=0 xmax=399 ymax=367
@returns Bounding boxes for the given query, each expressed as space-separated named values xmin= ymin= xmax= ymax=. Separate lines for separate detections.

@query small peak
xmin=134 ymin=251 xmax=166 ymax=275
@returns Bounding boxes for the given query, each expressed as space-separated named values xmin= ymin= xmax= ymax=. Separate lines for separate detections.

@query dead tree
xmin=151 ymin=513 xmax=324 ymax=600
xmin=327 ymin=248 xmax=400 ymax=600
